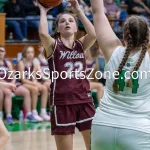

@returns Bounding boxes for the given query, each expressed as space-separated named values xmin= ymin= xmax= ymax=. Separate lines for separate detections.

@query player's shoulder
xmin=33 ymin=57 xmax=40 ymax=64
xmin=75 ymin=39 xmax=83 ymax=46
xmin=17 ymin=59 xmax=24 ymax=67
xmin=32 ymin=58 xmax=40 ymax=68
xmin=4 ymin=59 xmax=12 ymax=67
xmin=105 ymin=46 xmax=125 ymax=69
xmin=73 ymin=40 xmax=84 ymax=51
xmin=109 ymin=45 xmax=125 ymax=60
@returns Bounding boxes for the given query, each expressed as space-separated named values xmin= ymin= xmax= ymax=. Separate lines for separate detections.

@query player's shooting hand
xmin=36 ymin=0 xmax=53 ymax=13
xmin=33 ymin=0 xmax=38 ymax=7
xmin=67 ymin=0 xmax=81 ymax=14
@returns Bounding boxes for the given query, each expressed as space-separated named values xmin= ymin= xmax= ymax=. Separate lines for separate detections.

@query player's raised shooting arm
xmin=77 ymin=9 xmax=96 ymax=51
xmin=90 ymin=0 xmax=122 ymax=62
xmin=68 ymin=0 xmax=96 ymax=51
xmin=38 ymin=3 xmax=55 ymax=58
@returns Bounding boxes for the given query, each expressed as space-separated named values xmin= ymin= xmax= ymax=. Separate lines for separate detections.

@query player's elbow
xmin=39 ymin=32 xmax=46 ymax=38
xmin=91 ymin=33 xmax=97 ymax=40
xmin=92 ymin=8 xmax=99 ymax=15
xmin=39 ymin=33 xmax=49 ymax=41
xmin=92 ymin=7 xmax=104 ymax=16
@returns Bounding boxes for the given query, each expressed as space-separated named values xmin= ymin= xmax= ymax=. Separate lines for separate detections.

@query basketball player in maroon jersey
xmin=0 ymin=46 xmax=36 ymax=124
xmin=38 ymin=0 xmax=96 ymax=149
xmin=34 ymin=42 xmax=51 ymax=90
xmin=17 ymin=45 xmax=50 ymax=121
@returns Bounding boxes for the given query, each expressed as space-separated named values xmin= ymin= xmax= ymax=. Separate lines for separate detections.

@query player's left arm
xmin=68 ymin=0 xmax=96 ymax=51
xmin=78 ymin=9 xmax=96 ymax=51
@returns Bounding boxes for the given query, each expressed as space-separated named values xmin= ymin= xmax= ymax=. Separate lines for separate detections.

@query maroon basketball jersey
xmin=47 ymin=38 xmax=92 ymax=106
xmin=0 ymin=59 xmax=12 ymax=82
xmin=15 ymin=59 xmax=34 ymax=83
xmin=37 ymin=56 xmax=50 ymax=78
xmin=23 ymin=59 xmax=34 ymax=81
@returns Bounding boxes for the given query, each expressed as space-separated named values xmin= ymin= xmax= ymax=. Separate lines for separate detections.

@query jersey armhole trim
xmin=77 ymin=40 xmax=84 ymax=50
xmin=105 ymin=46 xmax=124 ymax=71
xmin=4 ymin=59 xmax=10 ymax=69
xmin=47 ymin=40 xmax=57 ymax=60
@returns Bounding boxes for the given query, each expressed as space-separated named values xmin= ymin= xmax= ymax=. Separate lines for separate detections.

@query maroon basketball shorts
xmin=51 ymin=102 xmax=95 ymax=135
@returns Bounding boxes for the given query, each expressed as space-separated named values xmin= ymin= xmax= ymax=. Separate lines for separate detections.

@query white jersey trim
xmin=105 ymin=46 xmax=124 ymax=71
xmin=47 ymin=40 xmax=57 ymax=60
xmin=77 ymin=40 xmax=84 ymax=50
xmin=54 ymin=106 xmax=93 ymax=126
xmin=52 ymin=56 xmax=56 ymax=106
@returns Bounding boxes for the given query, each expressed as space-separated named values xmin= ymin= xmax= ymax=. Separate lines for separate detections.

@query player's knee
xmin=31 ymin=87 xmax=38 ymax=95
xmin=41 ymin=85 xmax=47 ymax=92
xmin=4 ymin=89 xmax=12 ymax=97
xmin=0 ymin=89 xmax=4 ymax=96
xmin=22 ymin=88 xmax=30 ymax=97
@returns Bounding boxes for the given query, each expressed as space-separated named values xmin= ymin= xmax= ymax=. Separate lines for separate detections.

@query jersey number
xmin=64 ymin=61 xmax=83 ymax=78
xmin=116 ymin=70 xmax=139 ymax=93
